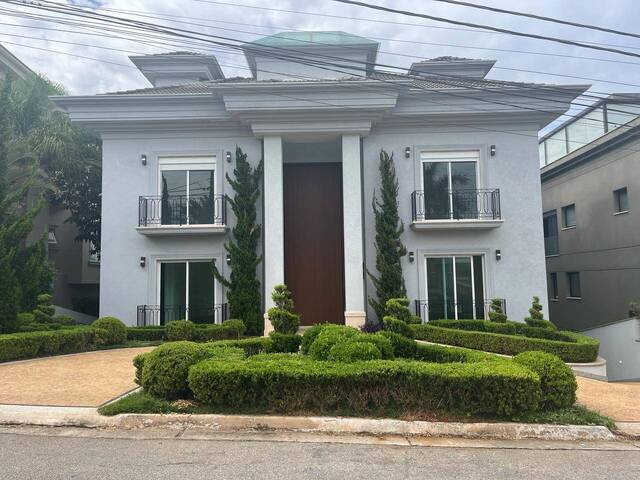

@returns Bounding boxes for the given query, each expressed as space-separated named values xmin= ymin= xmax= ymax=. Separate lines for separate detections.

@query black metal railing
xmin=138 ymin=194 xmax=226 ymax=227
xmin=136 ymin=303 xmax=228 ymax=326
xmin=414 ymin=298 xmax=506 ymax=323
xmin=411 ymin=189 xmax=501 ymax=222
xmin=544 ymin=234 xmax=559 ymax=256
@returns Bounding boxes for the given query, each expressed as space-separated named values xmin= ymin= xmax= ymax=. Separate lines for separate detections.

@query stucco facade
xmin=53 ymin=31 xmax=584 ymax=329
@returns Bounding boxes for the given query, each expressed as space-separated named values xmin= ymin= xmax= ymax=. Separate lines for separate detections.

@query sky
xmin=2 ymin=0 xmax=640 ymax=132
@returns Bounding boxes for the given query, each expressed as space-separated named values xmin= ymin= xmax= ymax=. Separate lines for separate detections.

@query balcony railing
xmin=414 ymin=298 xmax=506 ymax=323
xmin=411 ymin=189 xmax=501 ymax=222
xmin=138 ymin=194 xmax=226 ymax=227
xmin=136 ymin=303 xmax=228 ymax=326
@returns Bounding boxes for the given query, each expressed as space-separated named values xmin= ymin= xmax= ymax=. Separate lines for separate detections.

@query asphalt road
xmin=1 ymin=428 xmax=639 ymax=480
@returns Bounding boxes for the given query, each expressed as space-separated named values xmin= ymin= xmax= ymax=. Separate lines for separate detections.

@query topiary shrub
xmin=17 ymin=312 xmax=35 ymax=325
xmin=166 ymin=320 xmax=195 ymax=341
xmin=267 ymin=284 xmax=300 ymax=334
xmin=488 ymin=298 xmax=507 ymax=323
xmin=308 ymin=325 xmax=360 ymax=360
xmin=133 ymin=352 xmax=148 ymax=385
xmin=92 ymin=317 xmax=127 ymax=346
xmin=52 ymin=314 xmax=75 ymax=326
xmin=382 ymin=316 xmax=414 ymax=338
xmin=267 ymin=332 xmax=302 ymax=353
xmin=513 ymin=351 xmax=577 ymax=409
xmin=32 ymin=294 xmax=55 ymax=324
xmin=221 ymin=319 xmax=246 ymax=338
xmin=141 ymin=341 xmax=244 ymax=399
xmin=301 ymin=324 xmax=326 ymax=355
xmin=525 ymin=296 xmax=557 ymax=330
xmin=328 ymin=340 xmax=382 ymax=362
xmin=354 ymin=332 xmax=394 ymax=359
xmin=378 ymin=330 xmax=417 ymax=358
xmin=385 ymin=298 xmax=421 ymax=324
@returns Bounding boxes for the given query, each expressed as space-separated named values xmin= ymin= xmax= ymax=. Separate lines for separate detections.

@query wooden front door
xmin=284 ymin=163 xmax=345 ymax=326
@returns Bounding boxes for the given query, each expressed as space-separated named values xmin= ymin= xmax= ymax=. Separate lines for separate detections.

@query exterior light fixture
xmin=404 ymin=146 xmax=411 ymax=159
xmin=139 ymin=256 xmax=146 ymax=268
xmin=490 ymin=145 xmax=496 ymax=156
xmin=226 ymin=254 xmax=231 ymax=265
xmin=408 ymin=251 xmax=415 ymax=263
xmin=495 ymin=249 xmax=501 ymax=261
xmin=141 ymin=154 xmax=147 ymax=166
xmin=226 ymin=151 xmax=232 ymax=163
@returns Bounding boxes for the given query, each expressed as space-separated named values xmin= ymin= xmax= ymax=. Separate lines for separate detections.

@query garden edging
xmin=0 ymin=405 xmax=617 ymax=442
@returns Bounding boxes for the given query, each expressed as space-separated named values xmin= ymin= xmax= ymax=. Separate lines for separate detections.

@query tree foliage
xmin=212 ymin=147 xmax=263 ymax=336
xmin=367 ymin=150 xmax=407 ymax=321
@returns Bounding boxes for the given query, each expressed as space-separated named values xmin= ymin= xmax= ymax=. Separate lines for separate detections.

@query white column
xmin=342 ymin=134 xmax=366 ymax=328
xmin=262 ymin=135 xmax=284 ymax=335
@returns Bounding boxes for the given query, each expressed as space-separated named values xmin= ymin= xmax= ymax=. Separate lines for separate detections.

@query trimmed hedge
xmin=379 ymin=331 xmax=417 ymax=358
xmin=188 ymin=354 xmax=541 ymax=416
xmin=414 ymin=342 xmax=501 ymax=364
xmin=0 ymin=327 xmax=95 ymax=363
xmin=92 ymin=317 xmax=127 ymax=346
xmin=127 ymin=320 xmax=246 ymax=343
xmin=207 ymin=337 xmax=272 ymax=356
xmin=513 ymin=351 xmax=577 ymax=409
xmin=429 ymin=319 xmax=517 ymax=335
xmin=328 ymin=341 xmax=382 ymax=362
xmin=267 ymin=332 xmax=302 ymax=353
xmin=411 ymin=324 xmax=599 ymax=363
xmin=127 ymin=326 xmax=166 ymax=342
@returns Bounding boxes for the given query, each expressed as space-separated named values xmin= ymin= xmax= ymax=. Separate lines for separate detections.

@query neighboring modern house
xmin=1 ymin=43 xmax=100 ymax=319
xmin=53 ymin=31 xmax=585 ymax=331
xmin=540 ymin=95 xmax=640 ymax=381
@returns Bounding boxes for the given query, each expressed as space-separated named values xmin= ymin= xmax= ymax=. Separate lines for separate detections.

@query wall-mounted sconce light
xmin=139 ymin=256 xmax=146 ymax=268
xmin=141 ymin=154 xmax=147 ymax=166
xmin=226 ymin=253 xmax=231 ymax=265
xmin=495 ymin=249 xmax=501 ymax=261
xmin=408 ymin=251 xmax=415 ymax=263
xmin=404 ymin=146 xmax=411 ymax=159
xmin=226 ymin=151 xmax=232 ymax=163
xmin=490 ymin=145 xmax=496 ymax=157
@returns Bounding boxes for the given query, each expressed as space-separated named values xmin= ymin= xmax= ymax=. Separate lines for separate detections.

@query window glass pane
xmin=473 ymin=256 xmax=485 ymax=319
xmin=189 ymin=170 xmax=215 ymax=224
xmin=566 ymin=107 xmax=605 ymax=153
xmin=160 ymin=262 xmax=186 ymax=324
xmin=451 ymin=161 xmax=478 ymax=219
xmin=567 ymin=272 xmax=581 ymax=298
xmin=549 ymin=273 xmax=558 ymax=300
xmin=423 ymin=162 xmax=450 ymax=219
xmin=545 ymin=129 xmax=567 ymax=164
xmin=615 ymin=187 xmax=629 ymax=212
xmin=426 ymin=257 xmax=454 ymax=320
xmin=563 ymin=204 xmax=576 ymax=227
xmin=607 ymin=103 xmax=640 ymax=131
xmin=161 ymin=170 xmax=187 ymax=225
xmin=188 ymin=261 xmax=216 ymax=324
xmin=455 ymin=257 xmax=473 ymax=319
xmin=543 ymin=211 xmax=559 ymax=255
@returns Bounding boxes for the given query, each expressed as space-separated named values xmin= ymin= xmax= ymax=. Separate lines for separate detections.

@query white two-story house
xmin=53 ymin=31 xmax=586 ymax=332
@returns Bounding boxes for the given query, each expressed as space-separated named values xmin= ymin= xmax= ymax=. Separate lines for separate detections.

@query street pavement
xmin=1 ymin=426 xmax=639 ymax=479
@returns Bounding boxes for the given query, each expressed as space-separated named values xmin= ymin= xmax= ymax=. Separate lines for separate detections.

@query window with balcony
xmin=543 ymin=210 xmax=559 ymax=256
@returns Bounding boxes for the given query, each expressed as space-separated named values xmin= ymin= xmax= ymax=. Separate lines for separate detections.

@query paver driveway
xmin=576 ymin=377 xmax=640 ymax=421
xmin=0 ymin=347 xmax=154 ymax=407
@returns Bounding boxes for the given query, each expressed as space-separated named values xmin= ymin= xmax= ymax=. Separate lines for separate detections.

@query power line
xmin=427 ymin=0 xmax=640 ymax=39
xmin=330 ymin=0 xmax=640 ymax=59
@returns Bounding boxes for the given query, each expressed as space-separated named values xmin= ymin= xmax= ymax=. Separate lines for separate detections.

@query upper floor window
xmin=614 ymin=187 xmax=629 ymax=213
xmin=543 ymin=210 xmax=559 ymax=256
xmin=562 ymin=204 xmax=576 ymax=228
xmin=567 ymin=272 xmax=581 ymax=299
xmin=549 ymin=272 xmax=558 ymax=300
xmin=158 ymin=157 xmax=216 ymax=226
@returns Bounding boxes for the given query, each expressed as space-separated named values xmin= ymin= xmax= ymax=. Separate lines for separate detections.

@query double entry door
xmin=425 ymin=255 xmax=486 ymax=321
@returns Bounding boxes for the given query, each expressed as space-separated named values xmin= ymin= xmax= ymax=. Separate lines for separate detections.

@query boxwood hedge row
xmin=411 ymin=324 xmax=599 ymax=363
xmin=0 ymin=327 xmax=96 ymax=363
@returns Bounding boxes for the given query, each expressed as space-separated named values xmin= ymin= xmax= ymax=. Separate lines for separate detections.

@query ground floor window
xmin=159 ymin=260 xmax=216 ymax=323
xmin=425 ymin=254 xmax=485 ymax=320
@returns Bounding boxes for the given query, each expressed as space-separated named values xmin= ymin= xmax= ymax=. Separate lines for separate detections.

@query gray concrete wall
xmin=583 ymin=318 xmax=640 ymax=381
xmin=542 ymin=135 xmax=640 ymax=331
xmin=362 ymin=122 xmax=548 ymax=323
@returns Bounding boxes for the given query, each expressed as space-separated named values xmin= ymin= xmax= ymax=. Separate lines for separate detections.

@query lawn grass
xmin=98 ymin=391 xmax=614 ymax=428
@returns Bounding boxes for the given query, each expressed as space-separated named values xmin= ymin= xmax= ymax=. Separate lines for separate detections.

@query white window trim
xmin=423 ymin=253 xmax=486 ymax=322
xmin=156 ymin=259 xmax=220 ymax=325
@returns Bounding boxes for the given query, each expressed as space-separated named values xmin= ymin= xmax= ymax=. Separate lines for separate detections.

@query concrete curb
xmin=0 ymin=405 xmax=617 ymax=442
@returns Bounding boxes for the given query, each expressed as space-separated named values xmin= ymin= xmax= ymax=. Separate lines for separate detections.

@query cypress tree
xmin=367 ymin=150 xmax=407 ymax=322
xmin=212 ymin=147 xmax=264 ymax=336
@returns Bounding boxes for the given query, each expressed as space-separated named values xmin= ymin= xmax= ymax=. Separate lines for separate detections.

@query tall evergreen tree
xmin=212 ymin=147 xmax=263 ymax=336
xmin=368 ymin=150 xmax=407 ymax=321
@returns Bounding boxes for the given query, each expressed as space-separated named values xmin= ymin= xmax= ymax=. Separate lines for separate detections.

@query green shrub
xmin=141 ymin=341 xmax=245 ymax=399
xmin=91 ymin=317 xmax=127 ymax=346
xmin=166 ymin=320 xmax=195 ymax=341
xmin=268 ymin=284 xmax=301 ymax=334
xmin=514 ymin=351 xmax=577 ymax=409
xmin=411 ymin=324 xmax=599 ymax=363
xmin=133 ymin=353 xmax=148 ymax=385
xmin=513 ymin=324 xmax=571 ymax=341
xmin=208 ymin=337 xmax=272 ymax=356
xmin=378 ymin=331 xmax=417 ymax=358
xmin=52 ymin=314 xmax=76 ymax=326
xmin=0 ymin=327 xmax=95 ymax=363
xmin=308 ymin=325 xmax=360 ymax=360
xmin=190 ymin=321 xmax=245 ymax=342
xmin=429 ymin=319 xmax=517 ymax=335
xmin=301 ymin=324 xmax=326 ymax=355
xmin=385 ymin=298 xmax=421 ymax=324
xmin=328 ymin=340 xmax=382 ymax=362
xmin=488 ymin=298 xmax=508 ymax=323
xmin=17 ymin=313 xmax=35 ymax=325
xmin=524 ymin=318 xmax=558 ymax=331
xmin=17 ymin=322 xmax=63 ymax=332
xmin=382 ymin=316 xmax=414 ymax=338
xmin=414 ymin=342 xmax=500 ymax=364
xmin=267 ymin=332 xmax=302 ymax=353
xmin=524 ymin=296 xmax=557 ymax=330
xmin=354 ymin=332 xmax=394 ymax=359
xmin=221 ymin=319 xmax=246 ymax=337
xmin=127 ymin=326 xmax=165 ymax=342
xmin=188 ymin=355 xmax=541 ymax=416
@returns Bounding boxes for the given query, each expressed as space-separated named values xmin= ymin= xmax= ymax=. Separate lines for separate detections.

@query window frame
xmin=561 ymin=204 xmax=577 ymax=229
xmin=613 ymin=187 xmax=629 ymax=214
xmin=566 ymin=272 xmax=582 ymax=299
